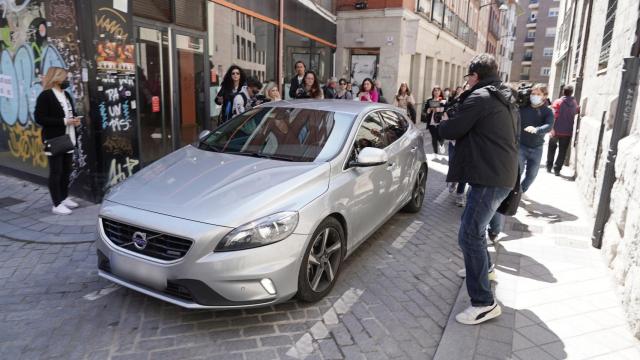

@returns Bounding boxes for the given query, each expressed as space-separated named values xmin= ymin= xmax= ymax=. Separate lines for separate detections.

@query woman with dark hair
xmin=423 ymin=86 xmax=446 ymax=155
xmin=357 ymin=78 xmax=378 ymax=102
xmin=215 ymin=65 xmax=246 ymax=124
xmin=295 ymin=70 xmax=324 ymax=99
xmin=35 ymin=67 xmax=82 ymax=215
xmin=335 ymin=78 xmax=353 ymax=100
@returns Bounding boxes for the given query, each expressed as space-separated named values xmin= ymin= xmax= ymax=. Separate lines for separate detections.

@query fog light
xmin=260 ymin=278 xmax=277 ymax=295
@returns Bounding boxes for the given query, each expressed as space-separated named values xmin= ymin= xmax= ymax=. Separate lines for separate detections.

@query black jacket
xmin=439 ymin=76 xmax=518 ymax=188
xmin=289 ymin=75 xmax=304 ymax=99
xmin=34 ymin=89 xmax=77 ymax=143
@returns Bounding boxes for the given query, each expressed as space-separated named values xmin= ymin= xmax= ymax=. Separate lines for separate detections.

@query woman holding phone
xmin=423 ymin=86 xmax=447 ymax=156
xmin=35 ymin=67 xmax=82 ymax=215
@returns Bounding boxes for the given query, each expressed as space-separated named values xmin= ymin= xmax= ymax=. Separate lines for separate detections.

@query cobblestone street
xmin=0 ymin=156 xmax=466 ymax=360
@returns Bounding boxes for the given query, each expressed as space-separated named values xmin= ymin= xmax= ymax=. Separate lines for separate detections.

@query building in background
xmin=496 ymin=1 xmax=518 ymax=82
xmin=335 ymin=0 xmax=483 ymax=120
xmin=510 ymin=0 xmax=559 ymax=83
xmin=547 ymin=0 xmax=640 ymax=338
xmin=0 ymin=0 xmax=337 ymax=201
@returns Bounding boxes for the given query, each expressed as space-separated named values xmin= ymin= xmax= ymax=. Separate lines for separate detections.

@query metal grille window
xmin=598 ymin=0 xmax=617 ymax=70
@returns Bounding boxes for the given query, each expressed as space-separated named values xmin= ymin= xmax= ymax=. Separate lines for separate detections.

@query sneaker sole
xmin=456 ymin=304 xmax=502 ymax=325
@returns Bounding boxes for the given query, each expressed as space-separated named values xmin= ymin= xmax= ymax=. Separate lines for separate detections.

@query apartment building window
xmin=545 ymin=27 xmax=556 ymax=37
xmin=526 ymin=30 xmax=536 ymax=41
xmin=236 ymin=35 xmax=240 ymax=59
xmin=416 ymin=0 xmax=432 ymax=18
xmin=599 ymin=0 xmax=618 ymax=70
xmin=241 ymin=38 xmax=246 ymax=60
xmin=540 ymin=67 xmax=551 ymax=76
xmin=543 ymin=47 xmax=554 ymax=57
xmin=548 ymin=8 xmax=559 ymax=17
xmin=521 ymin=66 xmax=531 ymax=80
xmin=523 ymin=49 xmax=533 ymax=61
xmin=432 ymin=0 xmax=444 ymax=25
xmin=529 ymin=11 xmax=537 ymax=23
xmin=248 ymin=40 xmax=252 ymax=62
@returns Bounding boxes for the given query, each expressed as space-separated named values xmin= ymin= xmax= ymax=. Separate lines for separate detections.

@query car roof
xmin=259 ymin=99 xmax=401 ymax=116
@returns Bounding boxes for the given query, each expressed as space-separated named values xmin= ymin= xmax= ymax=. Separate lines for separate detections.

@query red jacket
xmin=551 ymin=96 xmax=580 ymax=137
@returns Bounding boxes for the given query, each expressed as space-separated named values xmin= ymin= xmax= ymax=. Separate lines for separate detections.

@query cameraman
xmin=519 ymin=84 xmax=554 ymax=192
xmin=439 ymin=54 xmax=518 ymax=325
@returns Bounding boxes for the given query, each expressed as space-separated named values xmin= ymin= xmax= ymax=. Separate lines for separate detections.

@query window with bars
xmin=540 ymin=67 xmax=551 ymax=76
xmin=599 ymin=0 xmax=617 ymax=70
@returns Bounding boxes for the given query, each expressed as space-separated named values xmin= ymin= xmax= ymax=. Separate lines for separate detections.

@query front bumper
xmin=96 ymin=201 xmax=309 ymax=309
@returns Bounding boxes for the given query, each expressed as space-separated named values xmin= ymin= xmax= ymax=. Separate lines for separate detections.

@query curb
xmin=433 ymin=281 xmax=479 ymax=360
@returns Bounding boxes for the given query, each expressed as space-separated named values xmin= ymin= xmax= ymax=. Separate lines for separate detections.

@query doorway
xmin=135 ymin=23 xmax=207 ymax=167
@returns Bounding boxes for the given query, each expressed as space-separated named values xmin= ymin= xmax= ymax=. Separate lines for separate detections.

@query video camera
xmin=515 ymin=83 xmax=533 ymax=108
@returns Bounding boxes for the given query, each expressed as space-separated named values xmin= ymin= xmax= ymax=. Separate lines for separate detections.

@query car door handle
xmin=410 ymin=146 xmax=418 ymax=153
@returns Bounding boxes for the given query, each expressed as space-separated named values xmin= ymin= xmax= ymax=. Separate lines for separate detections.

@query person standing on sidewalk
xmin=439 ymin=54 xmax=519 ymax=325
xmin=35 ymin=67 xmax=82 ymax=215
xmin=289 ymin=61 xmax=306 ymax=99
xmin=335 ymin=78 xmax=353 ymax=100
xmin=424 ymin=86 xmax=446 ymax=156
xmin=215 ymin=65 xmax=246 ymax=124
xmin=519 ymin=84 xmax=554 ymax=192
xmin=547 ymin=85 xmax=579 ymax=176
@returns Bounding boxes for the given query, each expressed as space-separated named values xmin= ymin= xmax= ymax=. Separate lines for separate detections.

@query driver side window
xmin=354 ymin=112 xmax=387 ymax=156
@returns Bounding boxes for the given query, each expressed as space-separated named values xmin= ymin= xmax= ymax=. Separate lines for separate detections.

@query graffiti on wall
xmin=94 ymin=5 xmax=139 ymax=189
xmin=0 ymin=0 xmax=86 ymax=180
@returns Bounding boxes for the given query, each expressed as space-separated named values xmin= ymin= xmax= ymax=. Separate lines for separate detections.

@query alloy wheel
xmin=413 ymin=167 xmax=426 ymax=207
xmin=306 ymin=227 xmax=342 ymax=293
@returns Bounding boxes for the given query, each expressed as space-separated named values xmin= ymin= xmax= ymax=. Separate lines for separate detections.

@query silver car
xmin=96 ymin=100 xmax=427 ymax=309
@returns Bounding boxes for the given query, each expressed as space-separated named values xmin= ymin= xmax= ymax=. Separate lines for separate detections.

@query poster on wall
xmin=350 ymin=55 xmax=378 ymax=87
xmin=95 ymin=7 xmax=135 ymax=73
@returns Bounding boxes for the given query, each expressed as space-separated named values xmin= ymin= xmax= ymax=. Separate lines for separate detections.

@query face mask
xmin=530 ymin=95 xmax=543 ymax=106
xmin=60 ymin=80 xmax=70 ymax=90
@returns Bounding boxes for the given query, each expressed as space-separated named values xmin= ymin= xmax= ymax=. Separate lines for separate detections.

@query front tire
xmin=402 ymin=163 xmax=427 ymax=213
xmin=296 ymin=217 xmax=345 ymax=303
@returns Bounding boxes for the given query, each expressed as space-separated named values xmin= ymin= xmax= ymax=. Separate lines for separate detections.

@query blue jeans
xmin=519 ymin=144 xmax=543 ymax=193
xmin=459 ymin=185 xmax=511 ymax=306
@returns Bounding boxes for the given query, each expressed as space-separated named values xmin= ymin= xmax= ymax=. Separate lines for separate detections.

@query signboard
xmin=151 ymin=96 xmax=160 ymax=113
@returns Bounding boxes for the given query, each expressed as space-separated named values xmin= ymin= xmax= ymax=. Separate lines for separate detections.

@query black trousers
xmin=427 ymin=125 xmax=444 ymax=154
xmin=48 ymin=153 xmax=73 ymax=207
xmin=546 ymin=136 xmax=571 ymax=173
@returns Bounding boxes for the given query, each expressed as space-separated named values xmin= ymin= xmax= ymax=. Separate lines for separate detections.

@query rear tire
xmin=402 ymin=163 xmax=427 ymax=213
xmin=296 ymin=217 xmax=345 ymax=303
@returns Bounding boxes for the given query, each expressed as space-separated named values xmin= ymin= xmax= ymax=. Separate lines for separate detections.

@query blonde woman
xmin=34 ymin=67 xmax=82 ymax=215
xmin=264 ymin=82 xmax=282 ymax=102
xmin=393 ymin=82 xmax=416 ymax=122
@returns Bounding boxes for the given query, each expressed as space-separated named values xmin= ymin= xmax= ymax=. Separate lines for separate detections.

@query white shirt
xmin=52 ymin=88 xmax=77 ymax=149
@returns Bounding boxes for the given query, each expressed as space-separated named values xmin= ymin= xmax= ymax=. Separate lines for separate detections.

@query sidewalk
xmin=434 ymin=167 xmax=640 ymax=359
xmin=0 ymin=174 xmax=99 ymax=244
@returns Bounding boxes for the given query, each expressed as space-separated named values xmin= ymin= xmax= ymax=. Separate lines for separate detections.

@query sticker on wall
xmin=152 ymin=96 xmax=160 ymax=113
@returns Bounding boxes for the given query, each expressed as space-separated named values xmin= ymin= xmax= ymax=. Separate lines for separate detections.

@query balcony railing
xmin=528 ymin=18 xmax=537 ymax=24
xmin=525 ymin=37 xmax=536 ymax=42
xmin=523 ymin=54 xmax=533 ymax=61
xmin=520 ymin=74 xmax=530 ymax=80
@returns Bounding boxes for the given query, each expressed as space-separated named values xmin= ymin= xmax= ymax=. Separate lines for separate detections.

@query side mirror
xmin=198 ymin=130 xmax=211 ymax=141
xmin=350 ymin=147 xmax=388 ymax=167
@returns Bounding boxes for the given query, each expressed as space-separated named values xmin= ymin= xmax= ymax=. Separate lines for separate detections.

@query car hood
xmin=105 ymin=145 xmax=330 ymax=228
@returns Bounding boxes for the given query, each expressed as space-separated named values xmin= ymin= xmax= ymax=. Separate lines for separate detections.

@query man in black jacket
xmin=439 ymin=54 xmax=519 ymax=325
xmin=288 ymin=61 xmax=306 ymax=99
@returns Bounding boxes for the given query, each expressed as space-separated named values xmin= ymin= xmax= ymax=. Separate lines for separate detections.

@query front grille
xmin=165 ymin=281 xmax=195 ymax=301
xmin=102 ymin=218 xmax=193 ymax=261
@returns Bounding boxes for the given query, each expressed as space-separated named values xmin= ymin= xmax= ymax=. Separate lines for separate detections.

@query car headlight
xmin=215 ymin=212 xmax=299 ymax=252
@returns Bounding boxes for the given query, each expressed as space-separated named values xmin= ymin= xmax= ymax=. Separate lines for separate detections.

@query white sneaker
xmin=455 ymin=193 xmax=466 ymax=207
xmin=52 ymin=204 xmax=72 ymax=215
xmin=457 ymin=265 xmax=497 ymax=281
xmin=62 ymin=198 xmax=79 ymax=209
xmin=447 ymin=182 xmax=456 ymax=193
xmin=455 ymin=301 xmax=502 ymax=325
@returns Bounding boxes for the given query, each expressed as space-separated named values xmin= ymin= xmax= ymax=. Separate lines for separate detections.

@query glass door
xmin=136 ymin=26 xmax=173 ymax=166
xmin=173 ymin=32 xmax=206 ymax=147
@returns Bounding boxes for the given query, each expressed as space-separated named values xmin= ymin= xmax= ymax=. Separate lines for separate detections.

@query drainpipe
xmin=591 ymin=12 xmax=640 ymax=248
xmin=278 ymin=0 xmax=284 ymax=93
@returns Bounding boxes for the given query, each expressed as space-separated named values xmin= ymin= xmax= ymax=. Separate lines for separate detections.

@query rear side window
xmin=379 ymin=110 xmax=409 ymax=145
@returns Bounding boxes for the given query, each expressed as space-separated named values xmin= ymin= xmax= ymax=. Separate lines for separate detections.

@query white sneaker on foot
xmin=447 ymin=182 xmax=456 ymax=193
xmin=457 ymin=265 xmax=497 ymax=281
xmin=52 ymin=204 xmax=72 ymax=215
xmin=455 ymin=301 xmax=502 ymax=325
xmin=62 ymin=197 xmax=79 ymax=209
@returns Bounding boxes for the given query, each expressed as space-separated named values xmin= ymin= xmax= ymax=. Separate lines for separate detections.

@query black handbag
xmin=44 ymin=134 xmax=74 ymax=156
xmin=497 ymin=168 xmax=521 ymax=216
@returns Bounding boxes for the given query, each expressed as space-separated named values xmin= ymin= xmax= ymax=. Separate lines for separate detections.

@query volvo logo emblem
xmin=132 ymin=231 xmax=148 ymax=250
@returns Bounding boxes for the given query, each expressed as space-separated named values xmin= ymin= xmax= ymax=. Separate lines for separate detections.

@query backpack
xmin=486 ymin=85 xmax=522 ymax=216
xmin=226 ymin=92 xmax=248 ymax=120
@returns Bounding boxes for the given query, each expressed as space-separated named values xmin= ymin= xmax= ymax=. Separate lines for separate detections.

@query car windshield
xmin=200 ymin=107 xmax=354 ymax=162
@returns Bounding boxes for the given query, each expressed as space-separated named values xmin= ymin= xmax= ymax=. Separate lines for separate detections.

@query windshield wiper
xmin=227 ymin=151 xmax=294 ymax=162
xmin=198 ymin=141 xmax=220 ymax=152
